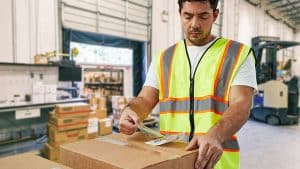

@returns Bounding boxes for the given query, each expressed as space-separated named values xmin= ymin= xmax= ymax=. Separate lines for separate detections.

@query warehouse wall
xmin=0 ymin=0 xmax=58 ymax=63
xmin=151 ymin=0 xmax=182 ymax=59
xmin=293 ymin=32 xmax=300 ymax=76
xmin=0 ymin=0 xmax=13 ymax=62
xmin=223 ymin=0 xmax=294 ymax=45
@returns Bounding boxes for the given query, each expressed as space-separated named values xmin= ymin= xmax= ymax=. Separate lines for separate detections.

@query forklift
xmin=251 ymin=36 xmax=300 ymax=125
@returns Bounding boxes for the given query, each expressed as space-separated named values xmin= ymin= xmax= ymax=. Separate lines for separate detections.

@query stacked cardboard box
xmin=44 ymin=102 xmax=90 ymax=162
xmin=60 ymin=132 xmax=197 ymax=169
xmin=89 ymin=96 xmax=112 ymax=138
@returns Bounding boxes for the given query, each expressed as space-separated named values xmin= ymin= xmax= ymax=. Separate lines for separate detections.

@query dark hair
xmin=178 ymin=0 xmax=219 ymax=12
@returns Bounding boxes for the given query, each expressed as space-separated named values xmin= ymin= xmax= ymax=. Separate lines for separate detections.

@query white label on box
xmin=15 ymin=109 xmax=41 ymax=120
xmin=145 ymin=138 xmax=172 ymax=146
xmin=105 ymin=119 xmax=111 ymax=127
xmin=88 ymin=118 xmax=99 ymax=133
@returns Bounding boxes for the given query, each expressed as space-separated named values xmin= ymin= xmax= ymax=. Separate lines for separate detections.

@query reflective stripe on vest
xmin=214 ymin=41 xmax=243 ymax=98
xmin=160 ymin=44 xmax=177 ymax=99
xmin=160 ymin=97 xmax=228 ymax=114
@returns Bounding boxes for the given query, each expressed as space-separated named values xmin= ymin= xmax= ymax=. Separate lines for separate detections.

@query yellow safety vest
xmin=155 ymin=38 xmax=253 ymax=169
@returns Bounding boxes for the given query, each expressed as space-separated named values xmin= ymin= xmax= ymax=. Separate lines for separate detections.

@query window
xmin=70 ymin=42 xmax=133 ymax=66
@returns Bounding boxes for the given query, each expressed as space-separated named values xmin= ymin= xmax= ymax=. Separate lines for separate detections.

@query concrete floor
xmin=238 ymin=119 xmax=300 ymax=169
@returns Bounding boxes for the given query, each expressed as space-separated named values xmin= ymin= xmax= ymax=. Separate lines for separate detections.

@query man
xmin=119 ymin=0 xmax=257 ymax=169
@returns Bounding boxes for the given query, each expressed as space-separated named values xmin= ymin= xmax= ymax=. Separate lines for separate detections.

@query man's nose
xmin=191 ymin=17 xmax=200 ymax=28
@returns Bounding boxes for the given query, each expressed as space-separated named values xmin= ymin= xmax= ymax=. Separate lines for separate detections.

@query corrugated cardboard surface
xmin=44 ymin=143 xmax=60 ymax=162
xmin=55 ymin=102 xmax=90 ymax=118
xmin=48 ymin=125 xmax=88 ymax=146
xmin=98 ymin=118 xmax=112 ymax=136
xmin=95 ymin=109 xmax=107 ymax=119
xmin=0 ymin=154 xmax=71 ymax=169
xmin=61 ymin=133 xmax=197 ymax=169
xmin=49 ymin=113 xmax=89 ymax=131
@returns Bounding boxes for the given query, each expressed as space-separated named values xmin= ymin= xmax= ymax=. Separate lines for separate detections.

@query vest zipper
xmin=189 ymin=78 xmax=195 ymax=141
xmin=183 ymin=38 xmax=221 ymax=142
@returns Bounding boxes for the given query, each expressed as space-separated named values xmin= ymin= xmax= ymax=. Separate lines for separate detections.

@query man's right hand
xmin=118 ymin=107 xmax=140 ymax=135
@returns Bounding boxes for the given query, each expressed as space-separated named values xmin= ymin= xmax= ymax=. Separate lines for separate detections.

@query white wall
xmin=151 ymin=0 xmax=182 ymax=60
xmin=223 ymin=0 xmax=294 ymax=46
xmin=0 ymin=0 xmax=58 ymax=63
xmin=0 ymin=0 xmax=13 ymax=62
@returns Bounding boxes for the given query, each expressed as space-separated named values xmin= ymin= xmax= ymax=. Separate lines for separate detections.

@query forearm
xmin=206 ymin=86 xmax=254 ymax=143
xmin=125 ymin=86 xmax=159 ymax=121
xmin=207 ymin=101 xmax=251 ymax=143
xmin=126 ymin=97 xmax=153 ymax=121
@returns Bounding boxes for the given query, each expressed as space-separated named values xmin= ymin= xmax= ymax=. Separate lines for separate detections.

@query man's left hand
xmin=185 ymin=135 xmax=223 ymax=169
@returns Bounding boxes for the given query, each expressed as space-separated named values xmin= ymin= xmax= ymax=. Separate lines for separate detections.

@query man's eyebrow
xmin=198 ymin=12 xmax=211 ymax=15
xmin=183 ymin=11 xmax=211 ymax=15
xmin=183 ymin=11 xmax=193 ymax=15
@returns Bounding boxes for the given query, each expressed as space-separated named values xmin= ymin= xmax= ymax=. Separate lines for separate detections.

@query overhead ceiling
xmin=246 ymin=0 xmax=300 ymax=32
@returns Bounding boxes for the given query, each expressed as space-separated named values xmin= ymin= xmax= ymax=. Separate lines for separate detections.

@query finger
xmin=119 ymin=118 xmax=136 ymax=129
xmin=120 ymin=129 xmax=133 ymax=135
xmin=119 ymin=121 xmax=137 ymax=134
xmin=119 ymin=127 xmax=135 ymax=135
xmin=213 ymin=151 xmax=223 ymax=168
xmin=128 ymin=113 xmax=140 ymax=126
xmin=204 ymin=153 xmax=218 ymax=169
xmin=185 ymin=137 xmax=199 ymax=150
xmin=195 ymin=143 xmax=210 ymax=169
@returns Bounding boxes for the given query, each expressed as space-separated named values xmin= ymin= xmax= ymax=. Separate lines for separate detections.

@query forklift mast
xmin=251 ymin=36 xmax=300 ymax=84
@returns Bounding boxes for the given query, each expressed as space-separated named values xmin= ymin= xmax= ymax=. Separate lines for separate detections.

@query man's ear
xmin=213 ymin=9 xmax=219 ymax=21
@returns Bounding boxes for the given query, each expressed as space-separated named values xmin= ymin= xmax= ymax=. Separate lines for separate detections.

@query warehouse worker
xmin=119 ymin=0 xmax=257 ymax=168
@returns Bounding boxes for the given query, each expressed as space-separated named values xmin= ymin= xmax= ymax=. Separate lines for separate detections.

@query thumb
xmin=185 ymin=137 xmax=199 ymax=151
xmin=129 ymin=112 xmax=140 ymax=125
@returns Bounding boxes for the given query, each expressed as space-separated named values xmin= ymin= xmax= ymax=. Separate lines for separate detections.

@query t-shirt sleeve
xmin=143 ymin=60 xmax=159 ymax=89
xmin=231 ymin=52 xmax=258 ymax=91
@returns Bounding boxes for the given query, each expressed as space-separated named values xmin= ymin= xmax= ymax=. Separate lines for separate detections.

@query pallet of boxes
xmin=44 ymin=102 xmax=90 ymax=162
xmin=89 ymin=95 xmax=113 ymax=137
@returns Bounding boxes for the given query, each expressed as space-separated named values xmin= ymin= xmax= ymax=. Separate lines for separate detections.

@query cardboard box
xmin=55 ymin=102 xmax=90 ymax=118
xmin=87 ymin=117 xmax=99 ymax=139
xmin=60 ymin=133 xmax=197 ymax=169
xmin=98 ymin=118 xmax=112 ymax=136
xmin=0 ymin=154 xmax=71 ymax=169
xmin=34 ymin=54 xmax=48 ymax=64
xmin=48 ymin=125 xmax=88 ymax=146
xmin=88 ymin=132 xmax=98 ymax=139
xmin=97 ymin=96 xmax=107 ymax=109
xmin=95 ymin=109 xmax=107 ymax=119
xmin=44 ymin=143 xmax=60 ymax=162
xmin=49 ymin=112 xmax=89 ymax=131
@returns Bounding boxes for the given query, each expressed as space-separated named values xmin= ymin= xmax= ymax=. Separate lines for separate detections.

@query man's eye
xmin=184 ymin=14 xmax=193 ymax=20
xmin=198 ymin=14 xmax=210 ymax=20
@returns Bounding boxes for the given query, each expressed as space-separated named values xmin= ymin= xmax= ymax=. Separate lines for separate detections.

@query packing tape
xmin=97 ymin=137 xmax=128 ymax=146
